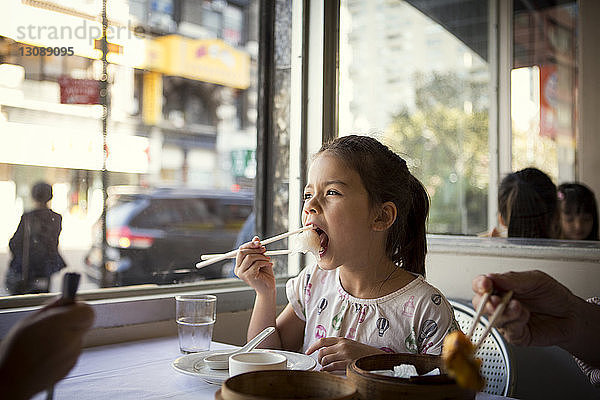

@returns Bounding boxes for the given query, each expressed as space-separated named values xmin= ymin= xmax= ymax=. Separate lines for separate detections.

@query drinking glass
xmin=175 ymin=294 xmax=217 ymax=353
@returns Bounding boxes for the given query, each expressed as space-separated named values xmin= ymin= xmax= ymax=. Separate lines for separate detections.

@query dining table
xmin=31 ymin=336 xmax=518 ymax=400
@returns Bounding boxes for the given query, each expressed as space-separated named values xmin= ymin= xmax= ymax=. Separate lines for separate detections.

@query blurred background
xmin=0 ymin=0 xmax=259 ymax=293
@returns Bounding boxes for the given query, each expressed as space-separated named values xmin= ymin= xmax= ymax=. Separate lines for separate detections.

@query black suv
xmin=84 ymin=186 xmax=253 ymax=287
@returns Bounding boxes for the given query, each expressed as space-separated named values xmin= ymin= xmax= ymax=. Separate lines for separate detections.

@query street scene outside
xmin=0 ymin=249 xmax=93 ymax=295
xmin=0 ymin=204 xmax=97 ymax=295
xmin=0 ymin=0 xmax=259 ymax=295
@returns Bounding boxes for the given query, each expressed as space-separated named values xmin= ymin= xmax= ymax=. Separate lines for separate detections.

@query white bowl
xmin=229 ymin=351 xmax=287 ymax=377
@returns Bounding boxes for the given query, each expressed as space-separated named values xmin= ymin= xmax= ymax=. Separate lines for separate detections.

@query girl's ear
xmin=373 ymin=201 xmax=397 ymax=231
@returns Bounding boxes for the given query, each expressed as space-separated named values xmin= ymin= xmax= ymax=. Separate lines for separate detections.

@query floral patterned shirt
xmin=286 ymin=263 xmax=458 ymax=360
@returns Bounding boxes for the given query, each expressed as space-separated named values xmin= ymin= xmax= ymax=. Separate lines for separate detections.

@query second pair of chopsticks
xmin=467 ymin=290 xmax=513 ymax=350
xmin=195 ymin=225 xmax=314 ymax=269
xmin=201 ymin=249 xmax=293 ymax=260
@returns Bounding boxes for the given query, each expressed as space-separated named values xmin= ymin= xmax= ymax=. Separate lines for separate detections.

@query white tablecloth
xmin=32 ymin=336 xmax=516 ymax=399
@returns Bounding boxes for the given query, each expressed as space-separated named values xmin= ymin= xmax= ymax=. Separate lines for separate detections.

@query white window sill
xmin=0 ymin=278 xmax=289 ymax=341
xmin=428 ymin=234 xmax=600 ymax=261
xmin=1 ymin=236 xmax=598 ymax=343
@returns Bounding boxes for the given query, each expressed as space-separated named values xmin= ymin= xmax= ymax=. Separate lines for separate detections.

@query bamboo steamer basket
xmin=346 ymin=353 xmax=476 ymax=400
xmin=217 ymin=370 xmax=358 ymax=400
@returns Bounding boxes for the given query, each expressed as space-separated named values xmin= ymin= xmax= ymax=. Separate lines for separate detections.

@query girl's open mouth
xmin=314 ymin=227 xmax=329 ymax=257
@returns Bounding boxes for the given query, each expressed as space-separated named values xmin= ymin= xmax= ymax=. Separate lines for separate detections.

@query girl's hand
xmin=234 ymin=236 xmax=275 ymax=295
xmin=305 ymin=337 xmax=386 ymax=372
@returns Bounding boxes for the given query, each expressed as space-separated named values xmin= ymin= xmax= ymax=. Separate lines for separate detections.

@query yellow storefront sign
xmin=153 ymin=35 xmax=250 ymax=90
xmin=144 ymin=38 xmax=167 ymax=71
xmin=142 ymin=71 xmax=162 ymax=125
xmin=1 ymin=3 xmax=250 ymax=88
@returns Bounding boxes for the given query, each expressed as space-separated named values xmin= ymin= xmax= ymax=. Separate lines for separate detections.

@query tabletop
xmin=32 ymin=336 xmax=517 ymax=400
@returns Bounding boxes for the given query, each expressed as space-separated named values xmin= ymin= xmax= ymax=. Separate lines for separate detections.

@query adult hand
xmin=305 ymin=337 xmax=385 ymax=372
xmin=0 ymin=299 xmax=94 ymax=399
xmin=234 ymin=236 xmax=275 ymax=295
xmin=472 ymin=270 xmax=577 ymax=348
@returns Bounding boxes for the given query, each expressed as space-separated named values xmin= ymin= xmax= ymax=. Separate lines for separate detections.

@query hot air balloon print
xmin=358 ymin=306 xmax=368 ymax=323
xmin=417 ymin=319 xmax=438 ymax=348
xmin=317 ymin=298 xmax=328 ymax=315
xmin=305 ymin=283 xmax=313 ymax=302
xmin=376 ymin=317 xmax=389 ymax=337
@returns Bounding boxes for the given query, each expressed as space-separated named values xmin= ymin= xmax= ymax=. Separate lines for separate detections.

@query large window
xmin=0 ymin=0 xmax=261 ymax=296
xmin=0 ymin=0 xmax=596 ymax=302
xmin=339 ymin=0 xmax=491 ymax=235
xmin=338 ymin=0 xmax=585 ymax=237
xmin=511 ymin=1 xmax=577 ymax=183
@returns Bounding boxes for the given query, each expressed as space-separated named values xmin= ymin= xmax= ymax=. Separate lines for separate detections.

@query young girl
xmin=234 ymin=135 xmax=457 ymax=371
xmin=557 ymin=183 xmax=599 ymax=241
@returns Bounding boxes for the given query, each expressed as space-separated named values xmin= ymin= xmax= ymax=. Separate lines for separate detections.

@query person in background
xmin=557 ymin=183 xmax=599 ymax=241
xmin=5 ymin=182 xmax=67 ymax=295
xmin=494 ymin=168 xmax=559 ymax=238
xmin=0 ymin=299 xmax=95 ymax=399
xmin=235 ymin=135 xmax=457 ymax=372
xmin=472 ymin=270 xmax=600 ymax=386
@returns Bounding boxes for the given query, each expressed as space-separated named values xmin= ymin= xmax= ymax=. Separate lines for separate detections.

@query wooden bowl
xmin=346 ymin=353 xmax=475 ymax=400
xmin=219 ymin=370 xmax=358 ymax=400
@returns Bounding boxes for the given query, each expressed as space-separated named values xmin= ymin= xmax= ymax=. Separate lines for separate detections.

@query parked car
xmin=84 ymin=186 xmax=253 ymax=287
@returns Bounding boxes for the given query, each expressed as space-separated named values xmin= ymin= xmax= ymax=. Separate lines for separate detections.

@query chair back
xmin=449 ymin=299 xmax=514 ymax=396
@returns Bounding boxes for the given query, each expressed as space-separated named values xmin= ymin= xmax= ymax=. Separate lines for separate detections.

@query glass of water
xmin=175 ymin=294 xmax=217 ymax=353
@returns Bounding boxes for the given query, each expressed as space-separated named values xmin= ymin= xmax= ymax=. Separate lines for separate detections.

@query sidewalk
xmin=0 ymin=248 xmax=99 ymax=296
xmin=0 ymin=211 xmax=100 ymax=296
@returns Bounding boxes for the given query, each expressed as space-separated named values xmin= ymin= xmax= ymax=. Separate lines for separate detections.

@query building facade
xmin=0 ymin=0 xmax=257 ymax=248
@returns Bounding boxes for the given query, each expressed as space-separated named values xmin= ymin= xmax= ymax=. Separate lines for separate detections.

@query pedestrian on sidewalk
xmin=5 ymin=182 xmax=67 ymax=295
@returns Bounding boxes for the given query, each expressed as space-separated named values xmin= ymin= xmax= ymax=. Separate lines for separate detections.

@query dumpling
xmin=293 ymin=228 xmax=321 ymax=259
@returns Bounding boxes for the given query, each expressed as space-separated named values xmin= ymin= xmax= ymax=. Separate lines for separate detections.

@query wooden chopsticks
xmin=200 ymin=249 xmax=293 ymax=260
xmin=195 ymin=225 xmax=314 ymax=269
xmin=466 ymin=291 xmax=491 ymax=339
xmin=467 ymin=290 xmax=513 ymax=351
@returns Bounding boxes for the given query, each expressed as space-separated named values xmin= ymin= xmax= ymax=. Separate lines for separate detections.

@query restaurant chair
xmin=449 ymin=299 xmax=515 ymax=397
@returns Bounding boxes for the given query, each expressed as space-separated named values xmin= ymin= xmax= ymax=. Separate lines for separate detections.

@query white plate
xmin=172 ymin=349 xmax=317 ymax=385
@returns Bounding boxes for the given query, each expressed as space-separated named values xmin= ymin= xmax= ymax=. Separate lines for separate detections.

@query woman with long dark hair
xmin=497 ymin=168 xmax=559 ymax=238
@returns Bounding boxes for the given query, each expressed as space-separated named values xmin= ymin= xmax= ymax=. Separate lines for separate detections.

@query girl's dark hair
xmin=498 ymin=168 xmax=558 ymax=238
xmin=31 ymin=181 xmax=53 ymax=204
xmin=557 ymin=183 xmax=599 ymax=240
xmin=316 ymin=135 xmax=429 ymax=276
